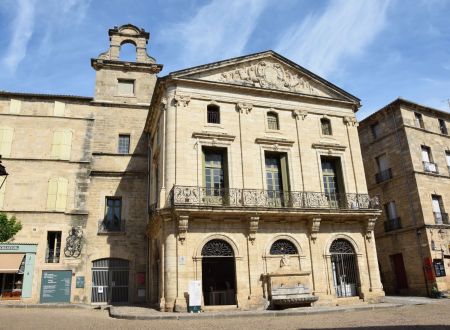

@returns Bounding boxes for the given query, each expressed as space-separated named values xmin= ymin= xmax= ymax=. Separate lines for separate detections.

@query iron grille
xmin=270 ymin=239 xmax=298 ymax=255
xmin=201 ymin=239 xmax=234 ymax=256
xmin=169 ymin=185 xmax=381 ymax=210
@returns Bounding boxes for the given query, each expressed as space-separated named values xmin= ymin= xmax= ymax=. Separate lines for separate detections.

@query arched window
xmin=330 ymin=239 xmax=355 ymax=254
xmin=207 ymin=104 xmax=220 ymax=124
xmin=119 ymin=42 xmax=137 ymax=62
xmin=321 ymin=118 xmax=332 ymax=135
xmin=201 ymin=239 xmax=233 ymax=256
xmin=267 ymin=112 xmax=279 ymax=130
xmin=270 ymin=239 xmax=298 ymax=255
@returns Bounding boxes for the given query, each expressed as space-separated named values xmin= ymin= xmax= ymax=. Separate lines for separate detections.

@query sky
xmin=0 ymin=0 xmax=449 ymax=120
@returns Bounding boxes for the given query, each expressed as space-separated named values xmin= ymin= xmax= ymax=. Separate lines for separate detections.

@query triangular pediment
xmin=169 ymin=51 xmax=359 ymax=103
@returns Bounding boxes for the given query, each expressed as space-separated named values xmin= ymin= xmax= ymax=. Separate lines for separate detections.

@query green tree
xmin=0 ymin=212 xmax=22 ymax=242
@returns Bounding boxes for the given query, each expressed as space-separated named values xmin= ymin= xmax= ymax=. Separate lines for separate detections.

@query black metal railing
xmin=169 ymin=186 xmax=381 ymax=210
xmin=423 ymin=161 xmax=438 ymax=174
xmin=98 ymin=219 xmax=126 ymax=233
xmin=45 ymin=249 xmax=61 ymax=263
xmin=375 ymin=168 xmax=393 ymax=183
xmin=384 ymin=217 xmax=402 ymax=232
xmin=207 ymin=110 xmax=220 ymax=124
xmin=434 ymin=212 xmax=449 ymax=225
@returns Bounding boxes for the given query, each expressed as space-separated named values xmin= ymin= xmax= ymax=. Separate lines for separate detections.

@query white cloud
xmin=2 ymin=0 xmax=37 ymax=73
xmin=276 ymin=0 xmax=391 ymax=77
xmin=161 ymin=0 xmax=269 ymax=69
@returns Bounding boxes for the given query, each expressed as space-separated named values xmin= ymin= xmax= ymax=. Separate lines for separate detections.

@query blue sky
xmin=0 ymin=0 xmax=449 ymax=119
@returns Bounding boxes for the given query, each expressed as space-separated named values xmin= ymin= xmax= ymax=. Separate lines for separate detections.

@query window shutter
xmin=421 ymin=147 xmax=430 ymax=162
xmin=53 ymin=101 xmax=65 ymax=117
xmin=280 ymin=153 xmax=290 ymax=192
xmin=51 ymin=131 xmax=62 ymax=158
xmin=377 ymin=154 xmax=389 ymax=171
xmin=9 ymin=99 xmax=21 ymax=114
xmin=0 ymin=127 xmax=14 ymax=157
xmin=47 ymin=178 xmax=58 ymax=210
xmin=61 ymin=130 xmax=72 ymax=160
xmin=55 ymin=178 xmax=68 ymax=211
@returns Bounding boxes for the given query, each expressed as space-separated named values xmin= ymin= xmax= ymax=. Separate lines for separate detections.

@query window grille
xmin=207 ymin=105 xmax=220 ymax=124
xmin=201 ymin=239 xmax=234 ymax=256
xmin=321 ymin=118 xmax=332 ymax=135
xmin=267 ymin=112 xmax=279 ymax=130
xmin=270 ymin=239 xmax=298 ymax=255
xmin=118 ymin=135 xmax=130 ymax=154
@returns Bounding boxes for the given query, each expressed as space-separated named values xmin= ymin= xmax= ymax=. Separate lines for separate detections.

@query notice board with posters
xmin=40 ymin=270 xmax=72 ymax=303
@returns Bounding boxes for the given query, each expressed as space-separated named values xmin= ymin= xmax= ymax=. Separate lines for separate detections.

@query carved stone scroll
xmin=248 ymin=216 xmax=259 ymax=244
xmin=236 ymin=102 xmax=253 ymax=114
xmin=310 ymin=217 xmax=321 ymax=241
xmin=177 ymin=215 xmax=189 ymax=244
xmin=173 ymin=95 xmax=191 ymax=107
xmin=292 ymin=109 xmax=308 ymax=120
xmin=365 ymin=217 xmax=377 ymax=241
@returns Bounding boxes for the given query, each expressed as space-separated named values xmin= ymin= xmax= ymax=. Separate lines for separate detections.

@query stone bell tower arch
xmin=91 ymin=24 xmax=163 ymax=105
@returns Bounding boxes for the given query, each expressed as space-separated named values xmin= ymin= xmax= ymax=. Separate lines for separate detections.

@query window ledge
xmin=204 ymin=124 xmax=224 ymax=129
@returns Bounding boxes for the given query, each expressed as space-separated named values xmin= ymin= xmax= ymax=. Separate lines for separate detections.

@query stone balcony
xmin=167 ymin=185 xmax=380 ymax=212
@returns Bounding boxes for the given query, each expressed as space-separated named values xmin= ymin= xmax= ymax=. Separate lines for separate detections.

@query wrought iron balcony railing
xmin=375 ymin=168 xmax=393 ymax=183
xmin=384 ymin=217 xmax=402 ymax=232
xmin=169 ymin=186 xmax=380 ymax=210
xmin=423 ymin=161 xmax=438 ymax=174
xmin=98 ymin=219 xmax=126 ymax=233
xmin=434 ymin=212 xmax=449 ymax=225
xmin=45 ymin=249 xmax=61 ymax=263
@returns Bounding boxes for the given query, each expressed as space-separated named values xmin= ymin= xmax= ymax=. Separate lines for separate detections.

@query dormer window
xmin=118 ymin=79 xmax=135 ymax=96
xmin=267 ymin=112 xmax=279 ymax=130
xmin=207 ymin=104 xmax=220 ymax=124
xmin=321 ymin=118 xmax=332 ymax=135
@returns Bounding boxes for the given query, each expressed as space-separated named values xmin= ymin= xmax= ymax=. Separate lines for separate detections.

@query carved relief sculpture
xmin=219 ymin=60 xmax=321 ymax=95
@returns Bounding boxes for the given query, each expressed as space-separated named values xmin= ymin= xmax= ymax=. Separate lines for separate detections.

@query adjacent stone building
xmin=359 ymin=98 xmax=450 ymax=296
xmin=146 ymin=51 xmax=384 ymax=311
xmin=0 ymin=24 xmax=160 ymax=304
xmin=0 ymin=24 xmax=384 ymax=309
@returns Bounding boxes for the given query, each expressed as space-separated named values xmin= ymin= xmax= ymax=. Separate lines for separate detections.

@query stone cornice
xmin=168 ymin=77 xmax=357 ymax=109
xmin=192 ymin=131 xmax=236 ymax=142
xmin=311 ymin=142 xmax=347 ymax=152
xmin=255 ymin=137 xmax=295 ymax=147
xmin=91 ymin=58 xmax=162 ymax=73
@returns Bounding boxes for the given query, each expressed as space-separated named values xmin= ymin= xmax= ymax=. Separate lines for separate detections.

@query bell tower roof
xmin=91 ymin=24 xmax=162 ymax=105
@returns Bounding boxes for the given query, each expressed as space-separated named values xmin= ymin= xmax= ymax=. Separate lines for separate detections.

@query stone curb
xmin=109 ymin=303 xmax=404 ymax=321
xmin=0 ymin=303 xmax=94 ymax=309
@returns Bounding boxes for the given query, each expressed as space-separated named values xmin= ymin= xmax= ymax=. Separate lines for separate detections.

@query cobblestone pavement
xmin=1 ymin=299 xmax=450 ymax=330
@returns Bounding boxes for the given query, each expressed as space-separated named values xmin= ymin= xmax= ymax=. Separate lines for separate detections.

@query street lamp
xmin=0 ymin=156 xmax=8 ymax=189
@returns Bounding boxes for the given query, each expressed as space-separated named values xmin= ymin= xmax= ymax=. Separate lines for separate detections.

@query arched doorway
xmin=91 ymin=258 xmax=129 ymax=304
xmin=330 ymin=239 xmax=359 ymax=297
xmin=201 ymin=239 xmax=236 ymax=305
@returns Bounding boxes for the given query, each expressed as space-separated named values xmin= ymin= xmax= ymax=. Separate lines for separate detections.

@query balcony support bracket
xmin=248 ymin=215 xmax=260 ymax=244
xmin=365 ymin=217 xmax=377 ymax=241
xmin=310 ymin=217 xmax=321 ymax=241
xmin=177 ymin=214 xmax=189 ymax=244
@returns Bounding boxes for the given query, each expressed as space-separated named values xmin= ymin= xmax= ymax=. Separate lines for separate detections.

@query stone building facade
xmin=0 ymin=24 xmax=384 ymax=309
xmin=359 ymin=98 xmax=450 ymax=296
xmin=146 ymin=51 xmax=384 ymax=311
xmin=0 ymin=24 xmax=160 ymax=304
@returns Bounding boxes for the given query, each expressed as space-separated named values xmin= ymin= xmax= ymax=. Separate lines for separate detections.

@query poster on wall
xmin=40 ymin=270 xmax=72 ymax=303
xmin=188 ymin=280 xmax=202 ymax=312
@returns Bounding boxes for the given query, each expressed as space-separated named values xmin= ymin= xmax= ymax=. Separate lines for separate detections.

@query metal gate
xmin=91 ymin=258 xmax=129 ymax=304
xmin=330 ymin=239 xmax=359 ymax=298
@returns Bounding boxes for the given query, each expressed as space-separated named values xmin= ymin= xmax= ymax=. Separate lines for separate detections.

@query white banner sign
xmin=188 ymin=280 xmax=202 ymax=307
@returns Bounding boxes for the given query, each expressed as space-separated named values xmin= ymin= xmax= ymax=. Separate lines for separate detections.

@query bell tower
xmin=91 ymin=24 xmax=162 ymax=105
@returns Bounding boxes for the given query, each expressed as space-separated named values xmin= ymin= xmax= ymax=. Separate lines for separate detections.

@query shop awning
xmin=0 ymin=254 xmax=25 ymax=273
